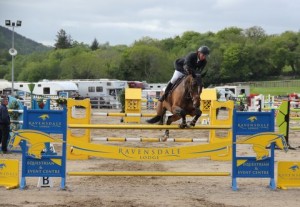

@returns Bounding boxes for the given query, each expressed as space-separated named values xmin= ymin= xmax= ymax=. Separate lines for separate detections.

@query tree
xmin=216 ymin=27 xmax=244 ymax=43
xmin=54 ymin=29 xmax=72 ymax=49
xmin=2 ymin=25 xmax=300 ymax=84
xmin=280 ymin=31 xmax=300 ymax=76
xmin=221 ymin=44 xmax=249 ymax=82
xmin=59 ymin=52 xmax=106 ymax=79
xmin=263 ymin=32 xmax=300 ymax=77
xmin=204 ymin=48 xmax=223 ymax=86
xmin=90 ymin=38 xmax=99 ymax=50
xmin=244 ymin=26 xmax=267 ymax=41
xmin=114 ymin=45 xmax=172 ymax=82
xmin=95 ymin=47 xmax=124 ymax=78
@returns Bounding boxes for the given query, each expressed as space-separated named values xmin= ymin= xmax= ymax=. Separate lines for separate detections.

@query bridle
xmin=185 ymin=75 xmax=200 ymax=107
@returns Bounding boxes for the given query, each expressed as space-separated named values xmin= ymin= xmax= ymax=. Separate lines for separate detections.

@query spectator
xmin=0 ymin=97 xmax=11 ymax=154
xmin=237 ymin=89 xmax=247 ymax=111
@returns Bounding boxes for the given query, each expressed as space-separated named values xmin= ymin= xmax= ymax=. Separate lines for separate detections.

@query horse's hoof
xmin=161 ymin=136 xmax=168 ymax=142
xmin=186 ymin=121 xmax=194 ymax=128
xmin=179 ymin=123 xmax=187 ymax=129
xmin=189 ymin=123 xmax=195 ymax=127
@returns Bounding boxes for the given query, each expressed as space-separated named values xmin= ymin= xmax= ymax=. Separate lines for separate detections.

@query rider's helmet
xmin=198 ymin=46 xmax=210 ymax=56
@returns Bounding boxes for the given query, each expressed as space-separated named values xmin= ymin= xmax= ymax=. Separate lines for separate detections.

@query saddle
xmin=168 ymin=74 xmax=202 ymax=99
xmin=169 ymin=75 xmax=186 ymax=95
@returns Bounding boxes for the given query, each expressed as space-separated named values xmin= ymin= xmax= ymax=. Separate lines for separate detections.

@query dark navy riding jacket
xmin=174 ymin=52 xmax=207 ymax=76
xmin=0 ymin=104 xmax=10 ymax=125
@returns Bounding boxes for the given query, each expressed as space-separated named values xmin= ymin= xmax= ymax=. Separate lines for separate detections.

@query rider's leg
xmin=159 ymin=82 xmax=173 ymax=102
xmin=159 ymin=70 xmax=184 ymax=102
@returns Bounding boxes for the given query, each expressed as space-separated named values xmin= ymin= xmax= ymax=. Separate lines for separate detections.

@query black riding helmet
xmin=198 ymin=46 xmax=210 ymax=56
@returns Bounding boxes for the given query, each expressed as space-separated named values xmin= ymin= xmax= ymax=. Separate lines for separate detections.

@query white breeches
xmin=170 ymin=70 xmax=185 ymax=84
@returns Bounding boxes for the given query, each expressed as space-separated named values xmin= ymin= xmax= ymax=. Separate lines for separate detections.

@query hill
xmin=0 ymin=25 xmax=52 ymax=55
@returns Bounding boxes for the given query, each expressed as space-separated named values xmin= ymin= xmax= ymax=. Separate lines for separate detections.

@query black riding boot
xmin=159 ymin=82 xmax=173 ymax=102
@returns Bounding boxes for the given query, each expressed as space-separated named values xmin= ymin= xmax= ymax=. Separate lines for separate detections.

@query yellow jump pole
xmin=290 ymin=117 xmax=300 ymax=120
xmin=91 ymin=112 xmax=209 ymax=118
xmin=68 ymin=171 xmax=231 ymax=176
xmin=68 ymin=124 xmax=231 ymax=130
xmin=92 ymin=112 xmax=159 ymax=117
xmin=92 ymin=137 xmax=208 ymax=142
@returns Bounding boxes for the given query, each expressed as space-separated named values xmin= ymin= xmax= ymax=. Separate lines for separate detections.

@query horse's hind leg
xmin=159 ymin=108 xmax=167 ymax=125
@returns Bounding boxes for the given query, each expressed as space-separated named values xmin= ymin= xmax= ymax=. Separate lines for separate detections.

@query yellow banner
xmin=0 ymin=159 xmax=19 ymax=189
xmin=277 ymin=161 xmax=300 ymax=189
xmin=69 ymin=139 xmax=231 ymax=161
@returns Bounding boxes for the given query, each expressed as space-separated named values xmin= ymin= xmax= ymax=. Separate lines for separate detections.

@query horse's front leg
xmin=162 ymin=115 xmax=172 ymax=142
xmin=173 ymin=106 xmax=187 ymax=129
xmin=163 ymin=129 xmax=169 ymax=142
xmin=189 ymin=108 xmax=202 ymax=127
xmin=162 ymin=114 xmax=181 ymax=142
xmin=179 ymin=115 xmax=187 ymax=128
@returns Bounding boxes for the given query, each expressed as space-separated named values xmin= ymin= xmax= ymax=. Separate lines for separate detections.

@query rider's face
xmin=198 ymin=52 xmax=207 ymax=61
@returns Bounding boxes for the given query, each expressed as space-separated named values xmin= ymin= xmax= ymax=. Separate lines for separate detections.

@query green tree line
xmin=1 ymin=26 xmax=300 ymax=86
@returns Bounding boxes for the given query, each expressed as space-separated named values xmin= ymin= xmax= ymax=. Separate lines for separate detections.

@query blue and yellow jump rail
xmin=5 ymin=102 xmax=289 ymax=191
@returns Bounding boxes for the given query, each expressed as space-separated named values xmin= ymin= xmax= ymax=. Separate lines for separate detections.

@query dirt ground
xmin=1 ymin=108 xmax=300 ymax=207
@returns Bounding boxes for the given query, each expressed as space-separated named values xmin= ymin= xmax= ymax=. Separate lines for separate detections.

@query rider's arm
xmin=184 ymin=52 xmax=196 ymax=69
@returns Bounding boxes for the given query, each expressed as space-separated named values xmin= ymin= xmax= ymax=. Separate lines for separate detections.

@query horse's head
xmin=186 ymin=74 xmax=202 ymax=108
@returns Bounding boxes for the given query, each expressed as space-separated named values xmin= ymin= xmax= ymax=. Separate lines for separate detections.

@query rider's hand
xmin=184 ymin=65 xmax=196 ymax=77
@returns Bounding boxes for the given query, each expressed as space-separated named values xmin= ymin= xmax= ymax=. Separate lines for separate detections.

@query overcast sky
xmin=1 ymin=0 xmax=299 ymax=46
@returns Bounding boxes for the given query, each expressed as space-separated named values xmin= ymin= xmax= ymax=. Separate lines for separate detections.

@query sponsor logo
xmin=39 ymin=114 xmax=49 ymax=120
xmin=247 ymin=116 xmax=257 ymax=122
xmin=0 ymin=163 xmax=6 ymax=169
xmin=289 ymin=165 xmax=300 ymax=172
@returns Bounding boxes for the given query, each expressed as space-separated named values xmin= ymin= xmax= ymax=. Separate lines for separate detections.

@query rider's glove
xmin=184 ymin=65 xmax=196 ymax=77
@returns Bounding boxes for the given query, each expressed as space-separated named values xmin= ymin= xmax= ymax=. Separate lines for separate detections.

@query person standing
xmin=236 ymin=89 xmax=247 ymax=111
xmin=0 ymin=97 xmax=10 ymax=153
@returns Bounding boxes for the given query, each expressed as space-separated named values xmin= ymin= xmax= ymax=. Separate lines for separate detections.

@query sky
xmin=1 ymin=0 xmax=299 ymax=47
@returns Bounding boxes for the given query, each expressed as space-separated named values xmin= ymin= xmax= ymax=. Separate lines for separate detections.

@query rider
xmin=159 ymin=46 xmax=210 ymax=102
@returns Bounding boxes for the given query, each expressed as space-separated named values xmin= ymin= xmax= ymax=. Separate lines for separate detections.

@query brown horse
xmin=146 ymin=74 xmax=202 ymax=141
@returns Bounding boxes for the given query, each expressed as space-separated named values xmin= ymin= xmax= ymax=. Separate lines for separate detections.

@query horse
xmin=147 ymin=74 xmax=202 ymax=141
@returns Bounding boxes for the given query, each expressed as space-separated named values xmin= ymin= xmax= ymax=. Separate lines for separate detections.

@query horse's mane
xmin=183 ymin=75 xmax=193 ymax=92
xmin=182 ymin=75 xmax=197 ymax=99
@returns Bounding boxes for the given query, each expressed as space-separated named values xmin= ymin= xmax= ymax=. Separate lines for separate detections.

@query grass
xmin=251 ymin=87 xmax=300 ymax=96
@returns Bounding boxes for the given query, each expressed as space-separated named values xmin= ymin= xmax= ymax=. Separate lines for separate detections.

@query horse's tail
xmin=146 ymin=115 xmax=162 ymax=124
xmin=146 ymin=97 xmax=164 ymax=124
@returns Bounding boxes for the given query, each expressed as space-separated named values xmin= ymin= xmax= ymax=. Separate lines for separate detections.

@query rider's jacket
xmin=174 ymin=52 xmax=207 ymax=76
